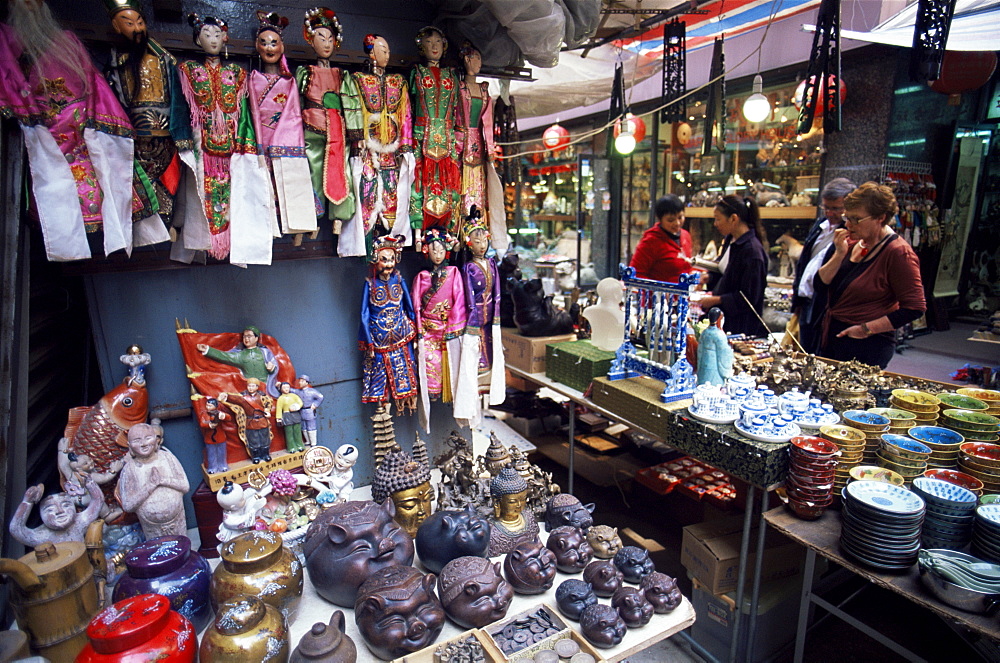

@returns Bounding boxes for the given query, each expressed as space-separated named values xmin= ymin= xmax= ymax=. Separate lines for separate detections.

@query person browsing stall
xmin=791 ymin=178 xmax=857 ymax=353
xmin=629 ymin=194 xmax=693 ymax=283
xmin=817 ymin=182 xmax=925 ymax=368
xmin=699 ymin=195 xmax=768 ymax=337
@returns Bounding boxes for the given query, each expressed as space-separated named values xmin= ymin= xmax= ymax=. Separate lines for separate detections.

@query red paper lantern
xmin=613 ymin=113 xmax=647 ymax=143
xmin=793 ymin=75 xmax=847 ymax=112
xmin=930 ymin=51 xmax=998 ymax=95
xmin=542 ymin=123 xmax=570 ymax=151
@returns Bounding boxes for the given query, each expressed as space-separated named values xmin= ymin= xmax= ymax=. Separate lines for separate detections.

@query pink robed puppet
xmin=412 ymin=227 xmax=480 ymax=431
xmin=0 ymin=2 xmax=134 ymax=261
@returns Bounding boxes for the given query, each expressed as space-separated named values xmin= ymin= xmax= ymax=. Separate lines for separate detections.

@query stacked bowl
xmin=909 ymin=426 xmax=965 ymax=469
xmin=957 ymin=388 xmax=1000 ymax=418
xmin=911 ymin=477 xmax=977 ymax=550
xmin=877 ymin=434 xmax=931 ymax=483
xmin=972 ymin=505 xmax=1000 ymax=564
xmin=869 ymin=407 xmax=918 ymax=436
xmin=939 ymin=392 xmax=990 ymax=416
xmin=848 ymin=465 xmax=904 ymax=486
xmin=891 ymin=389 xmax=941 ymax=426
xmin=840 ymin=480 xmax=925 ymax=571
xmin=940 ymin=409 xmax=1000 ymax=445
xmin=923 ymin=468 xmax=984 ymax=497
xmin=820 ymin=424 xmax=867 ymax=494
xmin=785 ymin=436 xmax=839 ymax=519
xmin=959 ymin=442 xmax=1000 ymax=494
xmin=841 ymin=410 xmax=891 ymax=465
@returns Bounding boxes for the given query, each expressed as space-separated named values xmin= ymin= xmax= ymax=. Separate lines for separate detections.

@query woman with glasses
xmin=791 ymin=178 xmax=856 ymax=353
xmin=817 ymin=182 xmax=925 ymax=368
xmin=699 ymin=195 xmax=769 ymax=336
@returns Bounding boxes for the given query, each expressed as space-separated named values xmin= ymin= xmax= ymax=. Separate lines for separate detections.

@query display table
xmin=764 ymin=506 xmax=1000 ymax=663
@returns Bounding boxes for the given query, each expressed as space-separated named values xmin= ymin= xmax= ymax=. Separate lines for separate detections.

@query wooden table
xmin=764 ymin=506 xmax=1000 ymax=662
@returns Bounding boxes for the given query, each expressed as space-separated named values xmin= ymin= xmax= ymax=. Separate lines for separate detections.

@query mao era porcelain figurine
xmin=216 ymin=480 xmax=272 ymax=547
xmin=640 ymin=572 xmax=683 ymax=613
xmin=303 ymin=499 xmax=414 ymax=607
xmin=503 ymin=541 xmax=557 ymax=595
xmin=583 ymin=560 xmax=624 ymax=598
xmin=583 ymin=278 xmax=626 ymax=351
xmin=198 ymin=326 xmax=280 ymax=396
xmin=299 ymin=444 xmax=358 ymax=505
xmin=211 ymin=530 xmax=304 ymax=619
xmin=587 ymin=525 xmax=623 ymax=560
xmin=613 ymin=546 xmax=656 ymax=583
xmin=544 ymin=493 xmax=595 ymax=531
xmin=487 ymin=466 xmax=540 ymax=556
xmin=579 ymin=604 xmax=627 ymax=649
xmin=555 ymin=579 xmax=597 ymax=621
xmin=116 ymin=421 xmax=190 ymax=539
xmin=354 ymin=565 xmax=445 ymax=660
xmin=218 ymin=378 xmax=274 ymax=464
xmin=276 ymin=381 xmax=306 ymax=452
xmin=438 ymin=556 xmax=513 ymax=628
xmin=546 ymin=526 xmax=593 ymax=573
xmin=612 ymin=586 xmax=653 ymax=628
xmin=8 ymin=480 xmax=103 ymax=547
xmin=371 ymin=445 xmax=433 ymax=538
xmin=291 ymin=610 xmax=357 ymax=663
xmin=697 ymin=307 xmax=734 ymax=387
xmin=200 ymin=596 xmax=289 ymax=663
xmin=293 ymin=374 xmax=324 ymax=447
xmin=415 ymin=506 xmax=490 ymax=574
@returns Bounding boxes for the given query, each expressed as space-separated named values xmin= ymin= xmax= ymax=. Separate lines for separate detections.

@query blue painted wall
xmin=84 ymin=253 xmax=471 ymax=526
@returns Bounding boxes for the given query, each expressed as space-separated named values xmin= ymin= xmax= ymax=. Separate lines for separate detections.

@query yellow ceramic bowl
xmin=957 ymin=387 xmax=1000 ymax=403
xmin=869 ymin=407 xmax=918 ymax=423
xmin=891 ymin=389 xmax=942 ymax=412
xmin=877 ymin=458 xmax=924 ymax=478
xmin=820 ymin=425 xmax=866 ymax=445
xmin=876 ymin=449 xmax=926 ymax=469
xmin=849 ymin=465 xmax=904 ymax=486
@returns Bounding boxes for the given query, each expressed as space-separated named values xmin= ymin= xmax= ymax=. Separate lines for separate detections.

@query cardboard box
xmin=681 ymin=516 xmax=805 ymax=595
xmin=545 ymin=339 xmax=617 ymax=392
xmin=501 ymin=329 xmax=576 ymax=374
xmin=505 ymin=368 xmax=540 ymax=392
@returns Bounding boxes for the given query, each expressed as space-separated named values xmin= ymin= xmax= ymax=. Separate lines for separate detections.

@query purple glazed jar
xmin=112 ymin=535 xmax=212 ymax=631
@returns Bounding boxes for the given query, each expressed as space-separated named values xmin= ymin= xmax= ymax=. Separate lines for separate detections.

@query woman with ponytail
xmin=699 ymin=195 xmax=769 ymax=336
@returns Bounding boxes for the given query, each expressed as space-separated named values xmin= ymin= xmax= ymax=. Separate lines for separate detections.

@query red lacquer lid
xmin=86 ymin=594 xmax=171 ymax=654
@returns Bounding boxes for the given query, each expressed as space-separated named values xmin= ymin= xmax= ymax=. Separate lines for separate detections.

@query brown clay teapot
xmin=290 ymin=610 xmax=357 ymax=663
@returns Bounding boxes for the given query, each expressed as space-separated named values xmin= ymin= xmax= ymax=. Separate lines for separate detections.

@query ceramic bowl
xmin=961 ymin=443 xmax=1000 ymax=469
xmin=877 ymin=458 xmax=924 ymax=478
xmin=960 ymin=457 xmax=1000 ymax=478
xmin=912 ymin=477 xmax=977 ymax=506
xmin=869 ymin=407 xmax=917 ymax=423
xmin=938 ymin=393 xmax=990 ymax=413
xmin=891 ymin=389 xmax=942 ymax=412
xmin=958 ymin=388 xmax=1000 ymax=404
xmin=942 ymin=410 xmax=1000 ymax=433
xmin=880 ymin=434 xmax=932 ymax=460
xmin=790 ymin=436 xmax=839 ymax=456
xmin=820 ymin=425 xmax=866 ymax=445
xmin=958 ymin=464 xmax=1000 ymax=488
xmin=787 ymin=499 xmax=829 ymax=520
xmin=980 ymin=494 xmax=1000 ymax=505
xmin=924 ymin=469 xmax=985 ymax=494
xmin=844 ymin=480 xmax=925 ymax=514
xmin=952 ymin=429 xmax=1000 ymax=443
xmin=849 ymin=465 xmax=904 ymax=486
xmin=841 ymin=410 xmax=891 ymax=432
xmin=908 ymin=426 xmax=965 ymax=448
xmin=876 ymin=450 xmax=926 ymax=470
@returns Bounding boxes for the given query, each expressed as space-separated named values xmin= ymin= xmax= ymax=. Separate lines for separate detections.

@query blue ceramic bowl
xmin=909 ymin=426 xmax=966 ymax=448
xmin=881 ymin=434 xmax=932 ymax=460
xmin=842 ymin=410 xmax=891 ymax=430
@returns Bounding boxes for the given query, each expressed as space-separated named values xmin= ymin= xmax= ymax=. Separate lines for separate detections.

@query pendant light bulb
xmin=743 ymin=74 xmax=771 ymax=123
xmin=615 ymin=116 xmax=636 ymax=155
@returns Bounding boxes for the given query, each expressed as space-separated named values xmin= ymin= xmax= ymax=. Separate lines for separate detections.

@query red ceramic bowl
xmin=791 ymin=436 xmax=840 ymax=456
xmin=788 ymin=467 xmax=837 ymax=483
xmin=785 ymin=479 xmax=834 ymax=501
xmin=787 ymin=498 xmax=831 ymax=520
xmin=923 ymin=468 xmax=985 ymax=493
xmin=960 ymin=442 xmax=1000 ymax=469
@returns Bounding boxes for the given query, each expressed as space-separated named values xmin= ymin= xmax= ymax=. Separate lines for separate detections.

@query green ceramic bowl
xmin=869 ymin=407 xmax=918 ymax=422
xmin=942 ymin=409 xmax=1000 ymax=433
xmin=938 ymin=393 xmax=989 ymax=412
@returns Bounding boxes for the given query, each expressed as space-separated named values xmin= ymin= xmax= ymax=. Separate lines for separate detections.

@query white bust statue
xmin=583 ymin=278 xmax=625 ymax=351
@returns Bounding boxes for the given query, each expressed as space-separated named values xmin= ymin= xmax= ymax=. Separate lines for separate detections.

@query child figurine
xmin=57 ymin=437 xmax=124 ymax=520
xmin=461 ymin=207 xmax=505 ymax=405
xmin=116 ymin=421 xmax=190 ymax=539
xmin=9 ymin=479 xmax=104 ymax=547
xmin=275 ymin=381 xmax=306 ymax=452
xmin=293 ymin=374 xmax=323 ymax=447
xmin=216 ymin=479 xmax=272 ymax=548
xmin=299 ymin=444 xmax=358 ymax=504
xmin=583 ymin=278 xmax=625 ymax=352
xmin=697 ymin=307 xmax=734 ymax=387
xmin=412 ymin=226 xmax=480 ymax=431
xmin=359 ymin=235 xmax=419 ymax=413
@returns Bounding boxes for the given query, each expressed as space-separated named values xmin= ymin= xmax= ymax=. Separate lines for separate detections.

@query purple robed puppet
xmin=460 ymin=207 xmax=505 ymax=405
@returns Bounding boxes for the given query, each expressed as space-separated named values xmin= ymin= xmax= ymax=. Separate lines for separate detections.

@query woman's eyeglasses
xmin=844 ymin=214 xmax=873 ymax=225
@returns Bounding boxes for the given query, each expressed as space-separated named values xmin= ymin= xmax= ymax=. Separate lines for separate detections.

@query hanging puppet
xmin=105 ymin=0 xmax=197 ymax=247
xmin=246 ymin=11 xmax=317 ymax=240
xmin=296 ymin=7 xmax=360 ymax=231
xmin=410 ymin=26 xmax=462 ymax=236
xmin=339 ymin=34 xmax=415 ymax=257
xmin=177 ymin=14 xmax=245 ymax=260
xmin=461 ymin=207 xmax=506 ymax=405
xmin=412 ymin=227 xmax=480 ymax=431
xmin=359 ymin=235 xmax=419 ymax=414
xmin=457 ymin=42 xmax=507 ymax=252
xmin=0 ymin=0 xmax=134 ymax=261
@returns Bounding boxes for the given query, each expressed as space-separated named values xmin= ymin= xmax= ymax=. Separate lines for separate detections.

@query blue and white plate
xmin=977 ymin=504 xmax=1000 ymax=526
xmin=845 ymin=480 xmax=925 ymax=515
xmin=734 ymin=420 xmax=801 ymax=443
xmin=687 ymin=406 xmax=739 ymax=425
xmin=912 ymin=477 xmax=977 ymax=506
xmin=908 ymin=426 xmax=965 ymax=447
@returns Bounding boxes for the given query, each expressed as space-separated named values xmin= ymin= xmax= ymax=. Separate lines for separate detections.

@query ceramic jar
xmin=290 ymin=610 xmax=357 ymax=663
xmin=200 ymin=596 xmax=289 ymax=662
xmin=112 ymin=535 xmax=212 ymax=631
xmin=211 ymin=530 xmax=303 ymax=620
xmin=77 ymin=594 xmax=196 ymax=662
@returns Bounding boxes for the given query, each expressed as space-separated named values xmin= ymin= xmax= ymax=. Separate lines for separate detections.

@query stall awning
xmin=806 ymin=0 xmax=1000 ymax=52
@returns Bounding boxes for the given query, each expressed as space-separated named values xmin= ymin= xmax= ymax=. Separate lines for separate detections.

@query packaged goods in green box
xmin=545 ymin=340 xmax=618 ymax=392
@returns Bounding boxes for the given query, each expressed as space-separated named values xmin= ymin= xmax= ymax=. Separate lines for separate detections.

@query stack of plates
xmin=841 ymin=410 xmax=891 ymax=464
xmin=923 ymin=468 xmax=984 ymax=497
xmin=959 ymin=442 xmax=1000 ymax=493
xmin=957 ymin=388 xmax=1000 ymax=418
xmin=821 ymin=424 xmax=868 ymax=493
xmin=908 ymin=426 xmax=964 ymax=469
xmin=891 ymin=389 xmax=941 ymax=426
xmin=972 ymin=505 xmax=1000 ymax=564
xmin=869 ymin=407 xmax=918 ymax=435
xmin=877 ymin=434 xmax=930 ymax=483
xmin=840 ymin=480 xmax=925 ymax=571
xmin=939 ymin=409 xmax=1000 ymax=444
xmin=911 ymin=477 xmax=977 ymax=550
xmin=785 ymin=436 xmax=839 ymax=520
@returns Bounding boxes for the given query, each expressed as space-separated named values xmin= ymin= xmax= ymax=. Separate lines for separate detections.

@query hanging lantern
xmin=613 ymin=113 xmax=647 ymax=144
xmin=929 ymin=51 xmax=998 ymax=95
xmin=542 ymin=123 xmax=570 ymax=151
xmin=793 ymin=75 xmax=847 ymax=111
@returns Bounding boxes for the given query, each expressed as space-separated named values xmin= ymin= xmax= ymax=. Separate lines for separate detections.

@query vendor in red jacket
xmin=629 ymin=194 xmax=693 ymax=283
